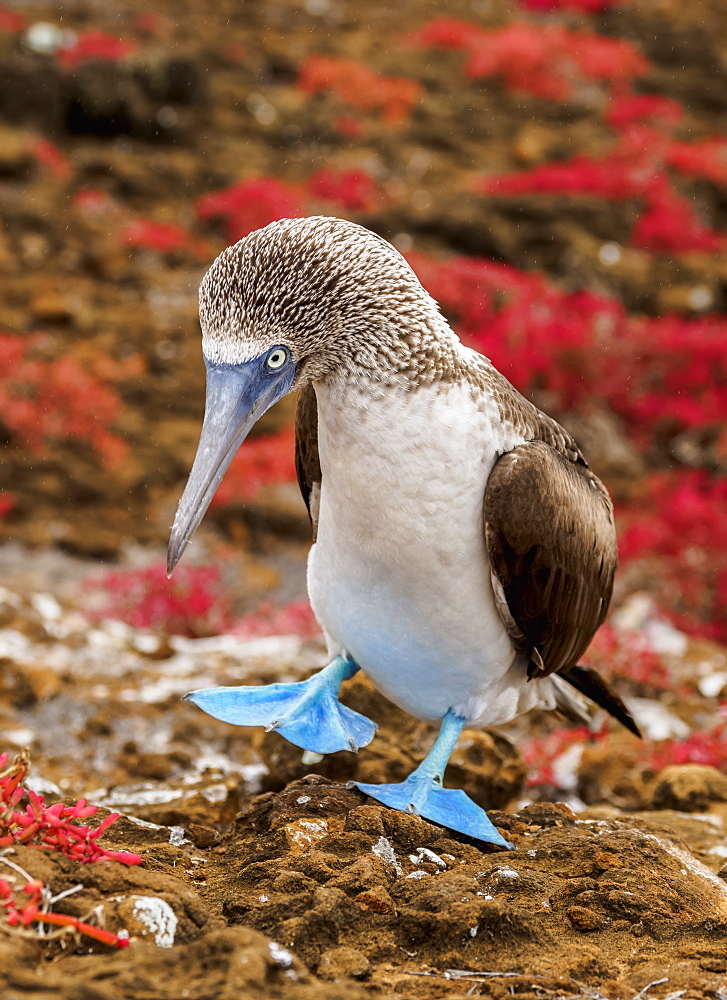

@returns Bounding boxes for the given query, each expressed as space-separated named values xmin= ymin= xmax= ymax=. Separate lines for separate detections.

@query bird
xmin=167 ymin=215 xmax=639 ymax=847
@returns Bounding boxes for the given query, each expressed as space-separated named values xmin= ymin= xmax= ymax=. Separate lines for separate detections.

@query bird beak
xmin=167 ymin=358 xmax=296 ymax=574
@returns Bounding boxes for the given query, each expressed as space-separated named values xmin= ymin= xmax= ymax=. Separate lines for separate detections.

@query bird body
xmin=308 ymin=367 xmax=553 ymax=727
xmin=168 ymin=216 xmax=639 ymax=845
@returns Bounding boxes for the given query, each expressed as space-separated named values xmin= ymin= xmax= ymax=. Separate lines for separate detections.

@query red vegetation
xmin=519 ymin=0 xmax=622 ymax=9
xmin=410 ymin=19 xmax=648 ymax=99
xmin=308 ymin=167 xmax=380 ymax=213
xmin=666 ymin=137 xmax=727 ymax=186
xmin=0 ymin=7 xmax=24 ymax=31
xmin=0 ymin=751 xmax=141 ymax=866
xmin=132 ymin=12 xmax=172 ymax=36
xmin=480 ymin=124 xmax=668 ymax=200
xmin=0 ymin=876 xmax=130 ymax=947
xmin=483 ymin=162 xmax=724 ymax=252
xmin=521 ymin=725 xmax=608 ymax=787
xmin=231 ymin=600 xmax=320 ymax=639
xmin=407 ymin=252 xmax=727 ymax=442
xmin=87 ymin=560 xmax=320 ymax=640
xmin=334 ymin=114 xmax=366 ymax=139
xmin=605 ymin=94 xmax=684 ymax=130
xmin=0 ymin=334 xmax=127 ymax=466
xmin=0 ymin=493 xmax=14 ymax=519
xmin=120 ymin=218 xmax=210 ymax=257
xmin=644 ymin=718 xmax=727 ymax=774
xmin=298 ymin=55 xmax=422 ymax=124
xmin=58 ymin=31 xmax=136 ymax=68
xmin=72 ymin=187 xmax=119 ymax=215
xmin=583 ymin=625 xmax=674 ymax=694
xmin=197 ymin=177 xmax=304 ymax=243
xmin=632 ymin=186 xmax=724 ymax=252
xmin=618 ymin=472 xmax=727 ymax=643
xmin=31 ymin=138 xmax=71 ymax=180
xmin=481 ymin=92 xmax=726 ymax=253
xmin=210 ymin=428 xmax=296 ymax=507
xmin=87 ymin=562 xmax=234 ymax=637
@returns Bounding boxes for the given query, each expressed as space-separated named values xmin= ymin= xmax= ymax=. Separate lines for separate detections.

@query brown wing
xmin=294 ymin=383 xmax=321 ymax=541
xmin=484 ymin=441 xmax=639 ymax=735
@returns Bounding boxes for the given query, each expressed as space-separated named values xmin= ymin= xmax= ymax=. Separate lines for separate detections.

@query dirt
xmin=2 ymin=567 xmax=727 ymax=997
xmin=3 ymin=0 xmax=727 ymax=995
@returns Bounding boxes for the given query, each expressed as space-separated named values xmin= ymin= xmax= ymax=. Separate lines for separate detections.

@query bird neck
xmin=325 ymin=310 xmax=465 ymax=390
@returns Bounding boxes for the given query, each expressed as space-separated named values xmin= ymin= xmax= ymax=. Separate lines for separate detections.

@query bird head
xmin=167 ymin=215 xmax=440 ymax=573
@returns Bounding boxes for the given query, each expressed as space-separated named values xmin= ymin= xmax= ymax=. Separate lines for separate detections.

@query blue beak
xmin=167 ymin=356 xmax=296 ymax=574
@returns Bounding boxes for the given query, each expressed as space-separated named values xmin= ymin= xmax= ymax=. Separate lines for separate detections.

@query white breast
xmin=307 ymin=370 xmax=558 ymax=726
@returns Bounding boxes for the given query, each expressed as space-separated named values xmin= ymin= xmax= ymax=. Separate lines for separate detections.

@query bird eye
xmin=266 ymin=347 xmax=289 ymax=371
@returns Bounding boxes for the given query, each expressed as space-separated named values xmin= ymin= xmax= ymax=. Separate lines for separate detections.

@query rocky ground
xmin=2 ymin=0 xmax=727 ymax=995
xmin=3 ymin=555 xmax=727 ymax=998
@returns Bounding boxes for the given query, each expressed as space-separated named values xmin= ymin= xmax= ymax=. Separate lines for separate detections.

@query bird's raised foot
xmin=351 ymin=776 xmax=512 ymax=847
xmin=183 ymin=656 xmax=377 ymax=755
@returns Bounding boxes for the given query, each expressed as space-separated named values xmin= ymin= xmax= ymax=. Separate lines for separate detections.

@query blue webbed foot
xmin=352 ymin=777 xmax=511 ymax=847
xmin=351 ymin=709 xmax=512 ymax=848
xmin=183 ymin=655 xmax=376 ymax=755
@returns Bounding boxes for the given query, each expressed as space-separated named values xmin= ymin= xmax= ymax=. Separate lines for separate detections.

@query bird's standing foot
xmin=183 ymin=656 xmax=377 ymax=755
xmin=352 ymin=710 xmax=512 ymax=847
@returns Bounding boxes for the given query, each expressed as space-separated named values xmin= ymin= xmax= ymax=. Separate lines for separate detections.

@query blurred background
xmin=0 ymin=0 xmax=726 ymax=813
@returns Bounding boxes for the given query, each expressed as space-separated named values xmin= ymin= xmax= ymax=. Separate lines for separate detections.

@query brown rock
xmin=592 ymin=851 xmax=623 ymax=872
xmin=566 ymin=905 xmax=608 ymax=932
xmin=189 ymin=823 xmax=219 ymax=848
xmin=284 ymin=816 xmax=346 ymax=855
xmin=354 ymin=886 xmax=395 ymax=914
xmin=318 ymin=946 xmax=371 ymax=980
xmin=651 ymin=764 xmax=727 ymax=812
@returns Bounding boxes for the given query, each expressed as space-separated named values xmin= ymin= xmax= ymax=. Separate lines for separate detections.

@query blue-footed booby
xmin=168 ymin=216 xmax=639 ymax=846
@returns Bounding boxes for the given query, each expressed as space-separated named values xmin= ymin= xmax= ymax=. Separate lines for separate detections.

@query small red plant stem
xmin=32 ymin=911 xmax=130 ymax=948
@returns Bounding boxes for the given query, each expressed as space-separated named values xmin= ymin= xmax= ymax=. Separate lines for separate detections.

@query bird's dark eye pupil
xmin=267 ymin=348 xmax=287 ymax=369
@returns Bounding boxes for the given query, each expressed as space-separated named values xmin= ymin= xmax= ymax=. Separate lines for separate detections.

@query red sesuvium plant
xmin=642 ymin=716 xmax=727 ymax=774
xmin=0 ymin=875 xmax=130 ymax=948
xmin=197 ymin=177 xmax=304 ymax=244
xmin=632 ymin=185 xmax=724 ymax=253
xmin=72 ymin=187 xmax=120 ymax=216
xmin=479 ymin=124 xmax=669 ymax=200
xmin=0 ymin=6 xmax=25 ymax=31
xmin=85 ymin=562 xmax=234 ymax=637
xmin=0 ymin=751 xmax=136 ymax=949
xmin=120 ymin=218 xmax=211 ymax=258
xmin=308 ymin=167 xmax=381 ymax=214
xmin=297 ymin=54 xmax=423 ymax=124
xmin=30 ymin=138 xmax=72 ymax=180
xmin=209 ymin=427 xmax=297 ymax=508
xmin=0 ymin=751 xmax=141 ymax=867
xmin=521 ymin=725 xmax=608 ymax=787
xmin=665 ymin=137 xmax=727 ymax=186
xmin=523 ymin=717 xmax=727 ymax=789
xmin=231 ymin=600 xmax=320 ymax=639
xmin=617 ymin=471 xmax=727 ymax=644
xmin=406 ymin=251 xmax=727 ymax=445
xmin=0 ymin=334 xmax=128 ymax=467
xmin=58 ymin=31 xmax=136 ymax=68
xmin=408 ymin=19 xmax=648 ymax=100
xmin=582 ymin=624 xmax=675 ymax=695
xmin=85 ymin=561 xmax=320 ymax=640
xmin=479 ymin=80 xmax=727 ymax=254
xmin=605 ymin=94 xmax=684 ymax=130
xmin=518 ymin=0 xmax=622 ymax=9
